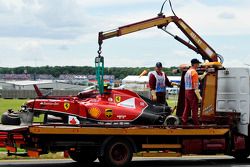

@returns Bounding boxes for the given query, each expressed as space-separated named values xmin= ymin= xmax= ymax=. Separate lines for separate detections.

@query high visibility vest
xmin=184 ymin=68 xmax=199 ymax=90
xmin=150 ymin=71 xmax=166 ymax=93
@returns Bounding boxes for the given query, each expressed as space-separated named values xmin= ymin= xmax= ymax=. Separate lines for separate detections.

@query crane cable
xmin=159 ymin=0 xmax=176 ymax=16
xmin=169 ymin=0 xmax=177 ymax=16
xmin=159 ymin=0 xmax=224 ymax=64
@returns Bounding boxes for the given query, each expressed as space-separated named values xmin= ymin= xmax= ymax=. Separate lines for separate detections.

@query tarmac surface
xmin=1 ymin=156 xmax=250 ymax=167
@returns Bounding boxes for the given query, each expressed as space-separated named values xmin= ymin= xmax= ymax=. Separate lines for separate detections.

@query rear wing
xmin=33 ymin=84 xmax=43 ymax=97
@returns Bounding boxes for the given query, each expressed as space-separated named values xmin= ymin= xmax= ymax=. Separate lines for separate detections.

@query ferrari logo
xmin=105 ymin=109 xmax=113 ymax=119
xmin=115 ymin=96 xmax=121 ymax=103
xmin=64 ymin=102 xmax=70 ymax=110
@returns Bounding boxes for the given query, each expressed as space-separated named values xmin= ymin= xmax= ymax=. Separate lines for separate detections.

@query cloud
xmin=218 ymin=12 xmax=235 ymax=19
xmin=173 ymin=1 xmax=250 ymax=36
xmin=0 ymin=0 xmax=249 ymax=41
xmin=0 ymin=0 xmax=88 ymax=40
xmin=34 ymin=0 xmax=85 ymax=28
xmin=58 ymin=45 xmax=69 ymax=50
xmin=17 ymin=40 xmax=41 ymax=51
xmin=0 ymin=0 xmax=249 ymax=68
xmin=0 ymin=0 xmax=160 ymax=41
xmin=75 ymin=0 xmax=157 ymax=8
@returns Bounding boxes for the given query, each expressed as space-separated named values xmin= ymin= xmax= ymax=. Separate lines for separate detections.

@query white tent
xmin=122 ymin=75 xmax=181 ymax=84
xmin=122 ymin=76 xmax=148 ymax=84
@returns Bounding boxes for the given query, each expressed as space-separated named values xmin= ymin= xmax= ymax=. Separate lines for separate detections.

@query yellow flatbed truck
xmin=1 ymin=2 xmax=250 ymax=167
xmin=0 ymin=123 xmax=246 ymax=166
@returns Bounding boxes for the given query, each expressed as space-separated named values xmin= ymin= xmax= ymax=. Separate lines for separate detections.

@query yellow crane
xmin=96 ymin=1 xmax=223 ymax=120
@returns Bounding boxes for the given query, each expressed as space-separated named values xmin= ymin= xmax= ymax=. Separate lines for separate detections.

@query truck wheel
xmin=97 ymin=156 xmax=104 ymax=164
xmin=69 ymin=150 xmax=97 ymax=164
xmin=103 ymin=139 xmax=133 ymax=167
xmin=233 ymin=150 xmax=249 ymax=161
xmin=1 ymin=111 xmax=21 ymax=125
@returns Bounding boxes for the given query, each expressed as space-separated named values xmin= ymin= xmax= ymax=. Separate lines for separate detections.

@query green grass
xmin=0 ymin=148 xmax=25 ymax=153
xmin=0 ymin=98 xmax=27 ymax=115
xmin=167 ymin=95 xmax=179 ymax=116
xmin=0 ymin=148 xmax=6 ymax=152
xmin=0 ymin=98 xmax=44 ymax=123
xmin=167 ymin=97 xmax=178 ymax=108
xmin=0 ymin=98 xmax=28 ymax=123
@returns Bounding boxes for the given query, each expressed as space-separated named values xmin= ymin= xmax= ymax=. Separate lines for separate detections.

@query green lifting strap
xmin=95 ymin=56 xmax=104 ymax=94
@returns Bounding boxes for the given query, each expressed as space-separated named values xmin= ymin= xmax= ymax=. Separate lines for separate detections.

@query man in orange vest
xmin=149 ymin=62 xmax=178 ymax=105
xmin=182 ymin=58 xmax=206 ymax=125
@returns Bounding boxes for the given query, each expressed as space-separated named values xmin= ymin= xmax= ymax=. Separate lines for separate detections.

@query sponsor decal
xmin=105 ymin=109 xmax=113 ymax=119
xmin=117 ymin=98 xmax=136 ymax=109
xmin=117 ymin=115 xmax=127 ymax=119
xmin=88 ymin=107 xmax=101 ymax=119
xmin=108 ymin=97 xmax=113 ymax=102
xmin=64 ymin=102 xmax=70 ymax=110
xmin=40 ymin=102 xmax=59 ymax=106
xmin=115 ymin=96 xmax=121 ymax=103
xmin=203 ymin=104 xmax=214 ymax=115
xmin=68 ymin=116 xmax=80 ymax=125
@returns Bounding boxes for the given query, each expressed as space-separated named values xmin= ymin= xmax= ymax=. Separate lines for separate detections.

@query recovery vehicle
xmin=0 ymin=1 xmax=249 ymax=166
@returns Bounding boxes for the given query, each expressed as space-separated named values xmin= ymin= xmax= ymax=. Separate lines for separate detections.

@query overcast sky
xmin=0 ymin=0 xmax=249 ymax=67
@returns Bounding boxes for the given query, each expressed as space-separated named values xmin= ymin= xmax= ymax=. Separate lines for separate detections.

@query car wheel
xmin=164 ymin=115 xmax=180 ymax=126
xmin=1 ymin=111 xmax=21 ymax=125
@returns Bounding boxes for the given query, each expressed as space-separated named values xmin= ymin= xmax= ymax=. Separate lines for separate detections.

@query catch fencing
xmin=0 ymin=90 xmax=80 ymax=99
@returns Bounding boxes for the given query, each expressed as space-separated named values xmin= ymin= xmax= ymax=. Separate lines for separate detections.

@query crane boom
xmin=98 ymin=14 xmax=219 ymax=62
xmin=96 ymin=13 xmax=222 ymax=94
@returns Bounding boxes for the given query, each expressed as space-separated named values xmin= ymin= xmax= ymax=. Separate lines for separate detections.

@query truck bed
xmin=28 ymin=124 xmax=229 ymax=136
xmin=0 ymin=123 xmax=230 ymax=136
xmin=0 ymin=124 xmax=28 ymax=132
xmin=0 ymin=123 xmax=234 ymax=163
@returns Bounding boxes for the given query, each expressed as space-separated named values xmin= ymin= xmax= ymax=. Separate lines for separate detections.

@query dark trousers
xmin=182 ymin=90 xmax=199 ymax=125
xmin=156 ymin=93 xmax=167 ymax=106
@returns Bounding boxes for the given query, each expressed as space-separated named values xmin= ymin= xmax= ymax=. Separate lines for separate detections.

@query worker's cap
xmin=191 ymin=58 xmax=201 ymax=64
xmin=156 ymin=62 xmax=162 ymax=68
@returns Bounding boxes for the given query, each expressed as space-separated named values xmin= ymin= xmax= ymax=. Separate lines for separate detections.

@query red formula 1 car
xmin=1 ymin=85 xmax=175 ymax=126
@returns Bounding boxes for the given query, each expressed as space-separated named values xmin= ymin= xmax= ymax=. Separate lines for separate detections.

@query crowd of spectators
xmin=0 ymin=74 xmax=115 ymax=81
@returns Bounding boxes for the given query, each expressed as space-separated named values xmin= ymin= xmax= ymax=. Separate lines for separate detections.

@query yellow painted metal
xmin=99 ymin=14 xmax=218 ymax=62
xmin=101 ymin=16 xmax=174 ymax=40
xmin=177 ymin=19 xmax=216 ymax=59
xmin=29 ymin=126 xmax=229 ymax=136
xmin=201 ymin=73 xmax=217 ymax=118
xmin=203 ymin=62 xmax=222 ymax=67
xmin=142 ymin=144 xmax=181 ymax=149
xmin=119 ymin=17 xmax=173 ymax=35
xmin=101 ymin=31 xmax=118 ymax=40
xmin=141 ymin=152 xmax=182 ymax=157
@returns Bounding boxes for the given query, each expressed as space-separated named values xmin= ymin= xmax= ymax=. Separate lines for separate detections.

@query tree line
xmin=0 ymin=66 xmax=179 ymax=79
